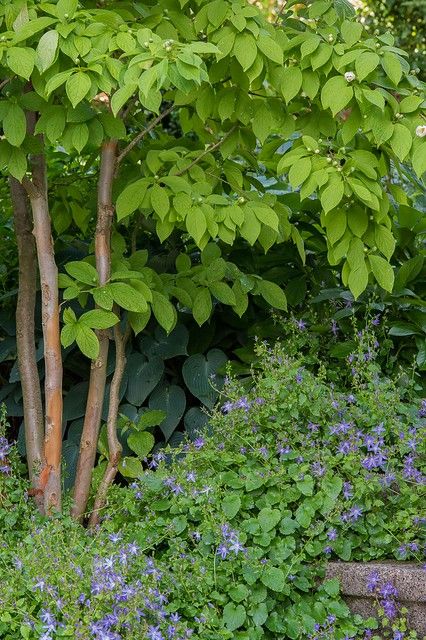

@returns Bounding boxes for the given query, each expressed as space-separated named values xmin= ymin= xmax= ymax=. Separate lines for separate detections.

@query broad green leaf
xmin=128 ymin=309 xmax=151 ymax=336
xmin=12 ymin=17 xmax=57 ymax=43
xmin=45 ymin=69 xmax=74 ymax=96
xmin=281 ymin=67 xmax=303 ymax=104
xmin=288 ymin=157 xmax=312 ymax=188
xmin=109 ymin=282 xmax=148 ymax=312
xmin=233 ymin=33 xmax=257 ymax=70
xmin=223 ymin=603 xmax=246 ymax=632
xmin=222 ymin=495 xmax=241 ymax=519
xmin=348 ymin=261 xmax=369 ymax=299
xmin=127 ymin=431 xmax=155 ymax=459
xmin=116 ymin=180 xmax=148 ymax=221
xmin=75 ymin=324 xmax=99 ymax=360
xmin=93 ymin=287 xmax=114 ymax=311
xmin=258 ymin=507 xmax=281 ymax=532
xmin=8 ymin=147 xmax=27 ymax=181
xmin=149 ymin=383 xmax=186 ymax=441
xmin=66 ymin=72 xmax=92 ymax=108
xmin=209 ymin=281 xmax=236 ymax=305
xmin=119 ymin=456 xmax=143 ymax=478
xmin=390 ymin=124 xmax=412 ymax=161
xmin=257 ymin=280 xmax=287 ymax=310
xmin=111 ymin=83 xmax=138 ymax=116
xmin=321 ymin=76 xmax=353 ymax=115
xmin=65 ymin=261 xmax=98 ymax=286
xmin=151 ymin=291 xmax=176 ymax=333
xmin=321 ymin=180 xmax=344 ymax=213
xmin=150 ymin=184 xmax=170 ymax=221
xmin=355 ymin=51 xmax=379 ymax=81
xmin=381 ymin=52 xmax=402 ymax=85
xmin=375 ymin=225 xmax=395 ymax=260
xmin=125 ymin=354 xmax=164 ymax=406
xmin=56 ymin=0 xmax=78 ymax=20
xmin=186 ymin=207 xmax=207 ymax=246
xmin=6 ymin=47 xmax=35 ymax=80
xmin=340 ymin=20 xmax=363 ymax=46
xmin=3 ymin=104 xmax=26 ymax=147
xmin=36 ymin=30 xmax=59 ymax=73
xmin=79 ymin=309 xmax=119 ymax=330
xmin=192 ymin=287 xmax=212 ymax=325
xmin=412 ymin=144 xmax=426 ymax=178
xmin=326 ymin=209 xmax=347 ymax=245
xmin=261 ymin=567 xmax=285 ymax=592
xmin=257 ymin=34 xmax=283 ymax=64
xmin=369 ymin=254 xmax=394 ymax=292
xmin=71 ymin=123 xmax=89 ymax=153
xmin=61 ymin=323 xmax=77 ymax=348
xmin=182 ymin=348 xmax=227 ymax=408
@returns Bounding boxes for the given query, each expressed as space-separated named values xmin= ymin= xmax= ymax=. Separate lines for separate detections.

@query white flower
xmin=344 ymin=71 xmax=356 ymax=83
xmin=415 ymin=125 xmax=426 ymax=138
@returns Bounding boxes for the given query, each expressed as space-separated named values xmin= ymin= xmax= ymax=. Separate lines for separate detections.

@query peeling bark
xmin=24 ymin=151 xmax=63 ymax=514
xmin=72 ymin=140 xmax=117 ymax=521
xmin=10 ymin=177 xmax=44 ymax=512
xmin=89 ymin=317 xmax=130 ymax=528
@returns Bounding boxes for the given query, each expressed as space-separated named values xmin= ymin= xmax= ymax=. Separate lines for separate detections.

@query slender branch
xmin=116 ymin=105 xmax=174 ymax=168
xmin=89 ymin=318 xmax=131 ymax=528
xmin=10 ymin=177 xmax=44 ymax=513
xmin=27 ymin=139 xmax=63 ymax=515
xmin=0 ymin=77 xmax=11 ymax=92
xmin=175 ymin=127 xmax=237 ymax=177
xmin=71 ymin=139 xmax=118 ymax=522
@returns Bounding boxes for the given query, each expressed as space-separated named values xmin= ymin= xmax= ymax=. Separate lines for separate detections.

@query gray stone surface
xmin=326 ymin=562 xmax=426 ymax=637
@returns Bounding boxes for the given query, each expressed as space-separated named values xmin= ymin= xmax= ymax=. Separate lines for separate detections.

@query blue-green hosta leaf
xmin=125 ymin=353 xmax=164 ymax=407
xmin=149 ymin=384 xmax=186 ymax=441
xmin=182 ymin=348 xmax=227 ymax=409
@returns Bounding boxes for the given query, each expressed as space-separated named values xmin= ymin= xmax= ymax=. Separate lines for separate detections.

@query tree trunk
xmin=72 ymin=140 xmax=117 ymax=521
xmin=89 ymin=317 xmax=130 ymax=528
xmin=10 ymin=177 xmax=44 ymax=513
xmin=25 ymin=153 xmax=63 ymax=514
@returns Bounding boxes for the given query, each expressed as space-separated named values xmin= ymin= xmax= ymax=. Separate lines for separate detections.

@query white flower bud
xmin=344 ymin=71 xmax=356 ymax=83
xmin=415 ymin=125 xmax=426 ymax=138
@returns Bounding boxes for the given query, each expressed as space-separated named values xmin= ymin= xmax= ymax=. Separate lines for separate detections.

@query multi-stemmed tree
xmin=0 ymin=0 xmax=424 ymax=520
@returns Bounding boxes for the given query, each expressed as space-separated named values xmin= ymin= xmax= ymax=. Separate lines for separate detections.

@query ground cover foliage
xmin=1 ymin=327 xmax=425 ymax=639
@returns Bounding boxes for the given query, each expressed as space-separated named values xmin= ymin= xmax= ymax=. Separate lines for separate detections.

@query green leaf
xmin=56 ymin=0 xmax=78 ymax=20
xmin=375 ymin=225 xmax=395 ymax=260
xmin=222 ymin=495 xmax=241 ymax=519
xmin=8 ymin=147 xmax=27 ymax=181
xmin=326 ymin=209 xmax=347 ymax=245
xmin=258 ymin=507 xmax=281 ymax=532
xmin=127 ymin=431 xmax=155 ymax=459
xmin=321 ymin=76 xmax=353 ymax=116
xmin=35 ymin=30 xmax=59 ymax=73
xmin=128 ymin=309 xmax=151 ymax=336
xmin=257 ymin=280 xmax=287 ymax=310
xmin=66 ymin=72 xmax=92 ymax=108
xmin=233 ymin=33 xmax=257 ymax=70
xmin=151 ymin=291 xmax=176 ymax=333
xmin=3 ymin=104 xmax=26 ymax=147
xmin=261 ymin=567 xmax=285 ymax=592
xmin=209 ymin=281 xmax=236 ymax=305
xmin=136 ymin=410 xmax=166 ymax=430
xmin=125 ymin=354 xmax=164 ymax=406
xmin=182 ymin=348 xmax=227 ymax=408
xmin=323 ymin=578 xmax=340 ymax=597
xmin=75 ymin=324 xmax=100 ymax=360
xmin=321 ymin=180 xmax=344 ymax=213
xmin=389 ymin=322 xmax=420 ymax=337
xmin=186 ymin=207 xmax=207 ymax=245
xmin=281 ymin=67 xmax=303 ymax=104
xmin=390 ymin=124 xmax=412 ymax=161
xmin=6 ymin=47 xmax=35 ymax=80
xmin=65 ymin=261 xmax=98 ymax=286
xmin=340 ymin=20 xmax=363 ymax=46
xmin=149 ymin=384 xmax=186 ymax=441
xmin=111 ymin=83 xmax=137 ymax=117
xmin=12 ymin=17 xmax=57 ymax=44
xmin=381 ymin=52 xmax=402 ymax=85
xmin=71 ymin=123 xmax=89 ymax=153
xmin=412 ymin=144 xmax=426 ymax=178
xmin=108 ymin=282 xmax=148 ymax=312
xmin=223 ymin=603 xmax=246 ymax=632
xmin=369 ymin=254 xmax=394 ymax=292
xmin=116 ymin=179 xmax=148 ymax=221
xmin=257 ymin=34 xmax=283 ymax=64
xmin=79 ymin=309 xmax=119 ymax=330
xmin=119 ymin=456 xmax=143 ymax=478
xmin=45 ymin=69 xmax=74 ymax=96
xmin=288 ymin=157 xmax=312 ymax=188
xmin=150 ymin=184 xmax=170 ymax=221
xmin=92 ymin=287 xmax=114 ymax=310
xmin=192 ymin=287 xmax=212 ymax=326
xmin=348 ymin=261 xmax=369 ymax=299
xmin=61 ymin=323 xmax=77 ymax=348
xmin=355 ymin=51 xmax=379 ymax=81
